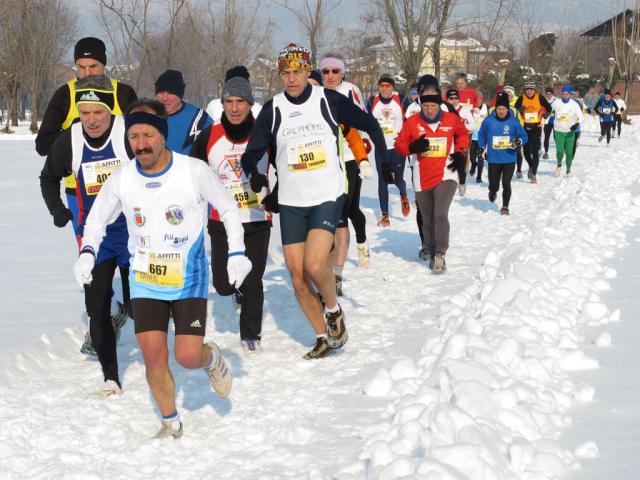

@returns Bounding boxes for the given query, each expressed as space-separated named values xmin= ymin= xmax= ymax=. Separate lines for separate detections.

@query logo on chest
xmin=165 ymin=205 xmax=184 ymax=225
xmin=226 ymin=157 xmax=244 ymax=180
xmin=133 ymin=207 xmax=145 ymax=227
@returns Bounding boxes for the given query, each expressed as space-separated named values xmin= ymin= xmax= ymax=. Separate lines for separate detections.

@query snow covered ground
xmin=1 ymin=116 xmax=639 ymax=479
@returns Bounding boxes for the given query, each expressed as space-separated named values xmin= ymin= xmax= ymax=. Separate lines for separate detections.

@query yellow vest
xmin=521 ymin=94 xmax=544 ymax=126
xmin=62 ymin=78 xmax=123 ymax=189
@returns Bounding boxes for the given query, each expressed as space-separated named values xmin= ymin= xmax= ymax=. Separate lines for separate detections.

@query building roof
xmin=581 ymin=9 xmax=637 ymax=37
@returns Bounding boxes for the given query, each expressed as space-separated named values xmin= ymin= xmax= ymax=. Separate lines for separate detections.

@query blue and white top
xmin=81 ymin=152 xmax=244 ymax=300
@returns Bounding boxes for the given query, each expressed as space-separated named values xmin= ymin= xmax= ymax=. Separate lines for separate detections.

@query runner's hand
xmin=447 ymin=152 xmax=466 ymax=173
xmin=409 ymin=136 xmax=429 ymax=154
xmin=358 ymin=160 xmax=373 ymax=180
xmin=227 ymin=255 xmax=252 ymax=288
xmin=509 ymin=138 xmax=523 ymax=149
xmin=249 ymin=173 xmax=268 ymax=193
xmin=52 ymin=205 xmax=73 ymax=228
xmin=73 ymin=251 xmax=95 ymax=287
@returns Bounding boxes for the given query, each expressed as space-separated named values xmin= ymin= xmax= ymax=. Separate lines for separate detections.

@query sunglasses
xmin=321 ymin=68 xmax=341 ymax=75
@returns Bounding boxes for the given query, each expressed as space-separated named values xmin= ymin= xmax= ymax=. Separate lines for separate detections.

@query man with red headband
xmin=242 ymin=43 xmax=390 ymax=359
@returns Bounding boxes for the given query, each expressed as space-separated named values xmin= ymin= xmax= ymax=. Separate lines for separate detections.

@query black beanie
xmin=545 ymin=87 xmax=554 ymax=94
xmin=74 ymin=37 xmax=107 ymax=66
xmin=225 ymin=66 xmax=250 ymax=81
xmin=155 ymin=70 xmax=186 ymax=98
xmin=378 ymin=74 xmax=395 ymax=87
xmin=446 ymin=88 xmax=459 ymax=99
xmin=495 ymin=91 xmax=510 ymax=109
xmin=417 ymin=74 xmax=440 ymax=93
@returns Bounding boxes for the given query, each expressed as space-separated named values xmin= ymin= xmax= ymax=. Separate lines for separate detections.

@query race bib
xmin=420 ymin=137 xmax=448 ymax=158
xmin=287 ymin=139 xmax=328 ymax=171
xmin=81 ymin=158 xmax=122 ymax=195
xmin=493 ymin=135 xmax=511 ymax=150
xmin=230 ymin=180 xmax=260 ymax=209
xmin=135 ymin=251 xmax=184 ymax=287
xmin=380 ymin=121 xmax=395 ymax=136
xmin=602 ymin=108 xmax=611 ymax=115
xmin=524 ymin=112 xmax=539 ymax=123
xmin=558 ymin=115 xmax=569 ymax=123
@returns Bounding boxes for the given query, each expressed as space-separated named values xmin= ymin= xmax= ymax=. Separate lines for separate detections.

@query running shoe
xmin=153 ymin=421 xmax=183 ymax=439
xmin=432 ymin=254 xmax=446 ymax=273
xmin=357 ymin=242 xmax=370 ymax=268
xmin=303 ymin=337 xmax=330 ymax=360
xmin=401 ymin=196 xmax=410 ymax=217
xmin=377 ymin=214 xmax=390 ymax=227
xmin=326 ymin=306 xmax=347 ymax=349
xmin=501 ymin=206 xmax=510 ymax=215
xmin=241 ymin=338 xmax=262 ymax=354
xmin=204 ymin=342 xmax=232 ymax=398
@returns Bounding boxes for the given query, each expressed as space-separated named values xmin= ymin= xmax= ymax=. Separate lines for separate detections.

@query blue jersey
xmin=595 ymin=98 xmax=617 ymax=123
xmin=166 ymin=102 xmax=212 ymax=154
xmin=71 ymin=117 xmax=131 ymax=267
xmin=477 ymin=110 xmax=529 ymax=164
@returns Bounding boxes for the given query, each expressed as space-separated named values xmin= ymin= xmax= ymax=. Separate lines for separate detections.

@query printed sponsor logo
xmin=190 ymin=319 xmax=202 ymax=328
xmin=281 ymin=123 xmax=328 ymax=137
xmin=289 ymin=111 xmax=302 ymax=118
xmin=145 ymin=181 xmax=162 ymax=188
xmin=165 ymin=205 xmax=184 ymax=225
xmin=226 ymin=158 xmax=243 ymax=179
xmin=164 ymin=233 xmax=189 ymax=247
xmin=79 ymin=90 xmax=100 ymax=102
xmin=322 ymin=220 xmax=335 ymax=228
xmin=133 ymin=207 xmax=145 ymax=226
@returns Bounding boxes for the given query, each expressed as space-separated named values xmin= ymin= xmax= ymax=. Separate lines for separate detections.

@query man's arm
xmin=328 ymin=90 xmax=387 ymax=156
xmin=81 ymin=171 xmax=124 ymax=254
xmin=192 ymin=160 xmax=245 ymax=254
xmin=241 ymin=100 xmax=275 ymax=177
xmin=189 ymin=125 xmax=212 ymax=163
xmin=39 ymin=129 xmax=73 ymax=214
xmin=35 ymin=85 xmax=70 ymax=156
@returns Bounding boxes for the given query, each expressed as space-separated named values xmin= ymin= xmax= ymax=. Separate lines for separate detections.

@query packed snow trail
xmin=0 ymin=117 xmax=639 ymax=479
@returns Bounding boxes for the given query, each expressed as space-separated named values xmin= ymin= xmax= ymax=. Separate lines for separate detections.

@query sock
xmin=324 ymin=303 xmax=339 ymax=314
xmin=334 ymin=265 xmax=344 ymax=277
xmin=162 ymin=411 xmax=181 ymax=430
xmin=204 ymin=348 xmax=217 ymax=370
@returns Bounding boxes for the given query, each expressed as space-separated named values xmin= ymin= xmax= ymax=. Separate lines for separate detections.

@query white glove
xmin=227 ymin=255 xmax=252 ymax=288
xmin=359 ymin=160 xmax=374 ymax=180
xmin=73 ymin=251 xmax=95 ymax=287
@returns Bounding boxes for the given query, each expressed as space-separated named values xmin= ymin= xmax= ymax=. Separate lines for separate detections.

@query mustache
xmin=135 ymin=147 xmax=153 ymax=155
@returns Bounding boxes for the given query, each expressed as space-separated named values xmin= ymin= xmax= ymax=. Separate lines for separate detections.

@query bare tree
xmin=611 ymin=2 xmax=640 ymax=117
xmin=430 ymin=0 xmax=455 ymax=78
xmin=16 ymin=0 xmax=77 ymax=132
xmin=274 ymin=0 xmax=342 ymax=63
xmin=0 ymin=2 xmax=23 ymax=131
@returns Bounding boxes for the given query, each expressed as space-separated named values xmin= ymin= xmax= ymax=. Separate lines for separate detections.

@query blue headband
xmin=125 ymin=111 xmax=168 ymax=139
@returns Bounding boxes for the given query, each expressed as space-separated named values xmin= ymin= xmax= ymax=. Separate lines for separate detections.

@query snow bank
xmin=343 ymin=133 xmax=640 ymax=479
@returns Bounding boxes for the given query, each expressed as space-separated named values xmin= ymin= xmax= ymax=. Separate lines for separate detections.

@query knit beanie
xmin=545 ymin=87 xmax=554 ymax=94
xmin=222 ymin=76 xmax=254 ymax=105
xmin=417 ymin=74 xmax=440 ymax=93
xmin=378 ymin=74 xmax=395 ymax=86
xmin=495 ymin=91 xmax=510 ymax=109
xmin=225 ymin=66 xmax=250 ymax=81
xmin=74 ymin=37 xmax=107 ymax=66
xmin=446 ymin=88 xmax=459 ymax=99
xmin=278 ymin=43 xmax=313 ymax=72
xmin=155 ymin=70 xmax=186 ymax=98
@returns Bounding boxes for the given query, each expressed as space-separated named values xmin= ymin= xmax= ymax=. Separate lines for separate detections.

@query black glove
xmin=249 ymin=172 xmax=268 ymax=193
xmin=409 ymin=136 xmax=429 ymax=154
xmin=621 ymin=108 xmax=625 ymax=112
xmin=261 ymin=182 xmax=279 ymax=213
xmin=447 ymin=151 xmax=466 ymax=173
xmin=570 ymin=123 xmax=579 ymax=132
xmin=52 ymin=205 xmax=73 ymax=228
xmin=509 ymin=138 xmax=522 ymax=149
xmin=479 ymin=148 xmax=487 ymax=161
xmin=381 ymin=161 xmax=395 ymax=184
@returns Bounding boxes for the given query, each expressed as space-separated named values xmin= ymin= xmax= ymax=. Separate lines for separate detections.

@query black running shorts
xmin=131 ymin=298 xmax=207 ymax=336
xmin=278 ymin=195 xmax=345 ymax=245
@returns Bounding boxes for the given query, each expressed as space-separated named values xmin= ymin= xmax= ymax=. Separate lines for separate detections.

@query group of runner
xmin=35 ymin=37 xmax=628 ymax=438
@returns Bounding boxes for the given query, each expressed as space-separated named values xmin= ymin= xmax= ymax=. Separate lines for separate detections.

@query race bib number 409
xmin=81 ymin=158 xmax=122 ymax=195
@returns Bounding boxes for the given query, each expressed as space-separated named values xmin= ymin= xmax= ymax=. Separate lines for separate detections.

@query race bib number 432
xmin=420 ymin=137 xmax=448 ymax=158
xmin=81 ymin=158 xmax=122 ymax=195
xmin=287 ymin=139 xmax=328 ymax=171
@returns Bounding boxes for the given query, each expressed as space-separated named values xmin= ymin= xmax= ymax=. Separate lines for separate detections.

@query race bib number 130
xmin=287 ymin=140 xmax=328 ymax=171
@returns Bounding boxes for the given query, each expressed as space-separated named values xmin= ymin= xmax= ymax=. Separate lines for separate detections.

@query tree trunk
xmin=10 ymin=79 xmax=19 ymax=127
xmin=433 ymin=44 xmax=441 ymax=79
xmin=30 ymin=83 xmax=38 ymax=133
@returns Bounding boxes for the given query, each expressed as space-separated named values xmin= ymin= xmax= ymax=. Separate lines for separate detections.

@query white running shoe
xmin=554 ymin=166 xmax=561 ymax=177
xmin=357 ymin=242 xmax=370 ymax=268
xmin=457 ymin=184 xmax=467 ymax=196
xmin=153 ymin=420 xmax=183 ymax=439
xmin=241 ymin=338 xmax=262 ymax=354
xmin=97 ymin=380 xmax=123 ymax=397
xmin=204 ymin=342 xmax=232 ymax=398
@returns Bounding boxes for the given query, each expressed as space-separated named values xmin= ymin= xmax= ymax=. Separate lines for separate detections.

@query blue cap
xmin=561 ymin=85 xmax=574 ymax=94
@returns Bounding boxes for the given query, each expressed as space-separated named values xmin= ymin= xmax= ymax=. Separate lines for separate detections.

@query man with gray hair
xmin=40 ymin=74 xmax=134 ymax=396
xmin=190 ymin=70 xmax=272 ymax=354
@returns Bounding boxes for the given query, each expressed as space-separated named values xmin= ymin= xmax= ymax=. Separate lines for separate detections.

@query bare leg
xmin=136 ymin=331 xmax=176 ymax=417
